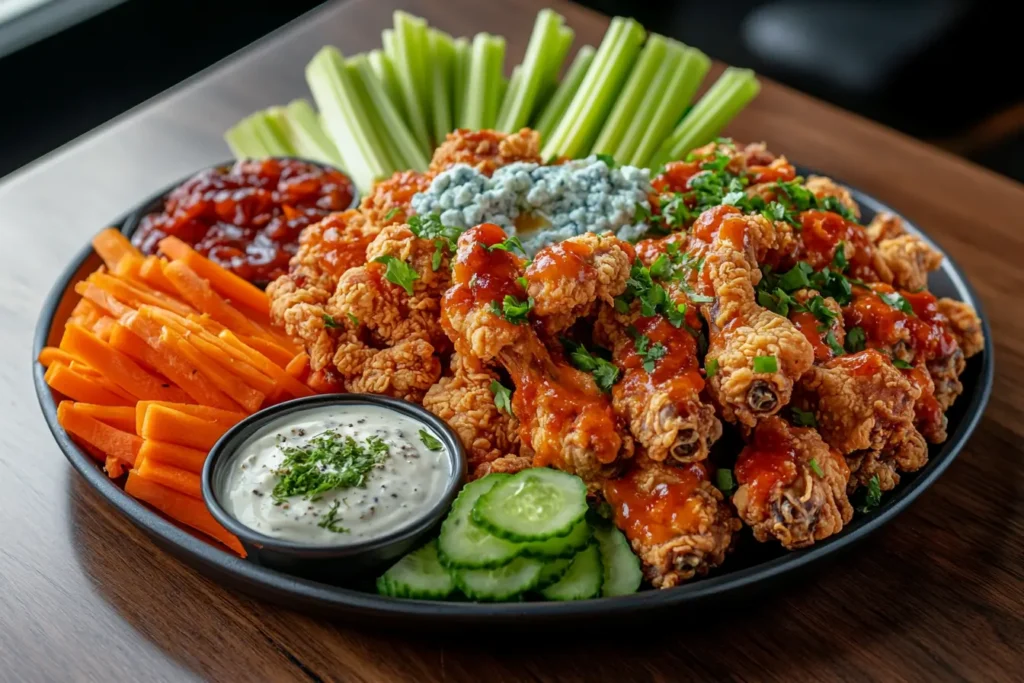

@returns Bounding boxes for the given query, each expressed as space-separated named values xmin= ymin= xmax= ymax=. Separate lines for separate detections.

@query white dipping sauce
xmin=221 ymin=404 xmax=451 ymax=545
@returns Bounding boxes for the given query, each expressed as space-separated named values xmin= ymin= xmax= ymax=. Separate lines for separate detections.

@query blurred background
xmin=0 ymin=0 xmax=1019 ymax=181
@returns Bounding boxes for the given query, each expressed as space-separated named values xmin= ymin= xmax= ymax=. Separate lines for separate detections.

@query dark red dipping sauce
xmin=131 ymin=158 xmax=355 ymax=286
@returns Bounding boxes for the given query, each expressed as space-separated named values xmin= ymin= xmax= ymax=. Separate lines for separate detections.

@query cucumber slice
xmin=540 ymin=542 xmax=603 ymax=601
xmin=438 ymin=474 xmax=522 ymax=569
xmin=472 ymin=468 xmax=588 ymax=542
xmin=455 ymin=556 xmax=544 ymax=601
xmin=520 ymin=518 xmax=592 ymax=559
xmin=376 ymin=540 xmax=454 ymax=599
xmin=593 ymin=524 xmax=643 ymax=596
xmin=534 ymin=557 xmax=573 ymax=591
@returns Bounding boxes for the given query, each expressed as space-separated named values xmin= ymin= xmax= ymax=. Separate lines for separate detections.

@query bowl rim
xmin=201 ymin=393 xmax=467 ymax=557
xmin=32 ymin=162 xmax=995 ymax=623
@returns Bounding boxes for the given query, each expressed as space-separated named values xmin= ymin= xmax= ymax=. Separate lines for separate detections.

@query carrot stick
xmin=66 ymin=361 xmax=137 ymax=401
xmin=57 ymin=401 xmax=141 ymax=464
xmin=158 ymin=236 xmax=269 ymax=318
xmin=158 ymin=326 xmax=265 ymax=412
xmin=219 ymin=330 xmax=315 ymax=398
xmin=242 ymin=335 xmax=295 ymax=367
xmin=138 ymin=440 xmax=207 ymax=474
xmin=74 ymin=438 xmax=108 ymax=463
xmin=285 ymin=352 xmax=310 ymax=381
xmin=71 ymin=404 xmax=137 ymax=433
xmin=74 ymin=281 xmax=134 ymax=318
xmin=59 ymin=323 xmax=191 ymax=403
xmin=115 ymin=312 xmax=240 ymax=411
xmin=38 ymin=347 xmax=76 ymax=368
xmin=136 ymin=455 xmax=202 ymax=499
xmin=92 ymin=228 xmax=142 ymax=271
xmin=140 ymin=404 xmax=230 ymax=451
xmin=139 ymin=255 xmax=178 ymax=294
xmin=45 ymin=364 xmax=133 ymax=406
xmin=114 ymin=253 xmax=145 ymax=280
xmin=135 ymin=401 xmax=245 ymax=436
xmin=105 ymin=455 xmax=127 ymax=479
xmin=124 ymin=472 xmax=245 ymax=556
xmin=88 ymin=271 xmax=195 ymax=318
xmin=162 ymin=261 xmax=267 ymax=339
xmin=91 ymin=316 xmax=115 ymax=341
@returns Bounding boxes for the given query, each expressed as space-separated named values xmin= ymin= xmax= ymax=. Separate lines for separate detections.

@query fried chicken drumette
xmin=429 ymin=128 xmax=542 ymax=177
xmin=689 ymin=205 xmax=814 ymax=427
xmin=732 ymin=416 xmax=853 ymax=549
xmin=603 ymin=457 xmax=740 ymax=589
xmin=794 ymin=349 xmax=928 ymax=493
xmin=441 ymin=223 xmax=633 ymax=483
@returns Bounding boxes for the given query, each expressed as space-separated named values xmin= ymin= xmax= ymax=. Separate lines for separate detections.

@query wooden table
xmin=2 ymin=0 xmax=1022 ymax=680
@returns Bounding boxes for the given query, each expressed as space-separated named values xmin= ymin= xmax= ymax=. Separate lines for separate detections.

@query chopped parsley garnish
xmin=489 ymin=380 xmax=514 ymax=416
xmin=407 ymin=213 xmax=463 ymax=271
xmin=516 ymin=275 xmax=528 ymax=289
xmin=715 ymin=468 xmax=735 ymax=494
xmin=758 ymin=261 xmax=853 ymax=307
xmin=484 ymin=235 xmax=526 ymax=255
xmin=649 ymin=253 xmax=673 ymax=280
xmin=791 ymin=407 xmax=817 ymax=427
xmin=809 ymin=458 xmax=824 ymax=478
xmin=562 ymin=338 xmax=620 ymax=393
xmin=892 ymin=358 xmax=913 ymax=370
xmin=595 ymin=153 xmax=617 ymax=168
xmin=383 ymin=207 xmax=400 ymax=222
xmin=418 ymin=429 xmax=443 ymax=451
xmin=490 ymin=294 xmax=534 ymax=325
xmin=715 ymin=136 xmax=735 ymax=148
xmin=629 ymin=327 xmax=667 ymax=373
xmin=821 ymin=195 xmax=858 ymax=223
xmin=705 ymin=358 xmax=719 ymax=378
xmin=857 ymin=475 xmax=883 ymax=513
xmin=880 ymin=291 xmax=915 ymax=315
xmin=831 ymin=242 xmax=848 ymax=272
xmin=845 ymin=326 xmax=866 ymax=353
xmin=322 ymin=314 xmax=342 ymax=329
xmin=317 ymin=501 xmax=348 ymax=534
xmin=373 ymin=255 xmax=419 ymax=295
xmin=430 ymin=241 xmax=444 ymax=271
xmin=346 ymin=312 xmax=360 ymax=327
xmin=824 ymin=330 xmax=845 ymax=357
xmin=271 ymin=431 xmax=389 ymax=504
xmin=753 ymin=355 xmax=778 ymax=373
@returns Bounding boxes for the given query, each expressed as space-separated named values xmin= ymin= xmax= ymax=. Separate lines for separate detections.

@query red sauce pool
xmin=131 ymin=158 xmax=355 ymax=286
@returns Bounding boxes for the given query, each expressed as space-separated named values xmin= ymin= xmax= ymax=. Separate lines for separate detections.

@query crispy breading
xmin=732 ymin=416 xmax=853 ymax=549
xmin=805 ymin=175 xmax=861 ymax=221
xmin=866 ymin=211 xmax=905 ymax=242
xmin=938 ymin=297 xmax=985 ymax=359
xmin=878 ymin=234 xmax=943 ymax=292
xmin=428 ymin=128 xmax=542 ymax=176
xmin=358 ymin=170 xmax=432 ymax=227
xmin=343 ymin=339 xmax=441 ymax=402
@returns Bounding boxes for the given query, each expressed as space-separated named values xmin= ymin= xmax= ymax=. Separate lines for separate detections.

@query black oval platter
xmin=33 ymin=164 xmax=994 ymax=629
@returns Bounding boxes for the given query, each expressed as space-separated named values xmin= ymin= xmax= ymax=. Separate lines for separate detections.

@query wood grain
xmin=1 ymin=0 xmax=1022 ymax=680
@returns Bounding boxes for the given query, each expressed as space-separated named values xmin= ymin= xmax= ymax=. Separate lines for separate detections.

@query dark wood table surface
xmin=2 ymin=0 xmax=1022 ymax=680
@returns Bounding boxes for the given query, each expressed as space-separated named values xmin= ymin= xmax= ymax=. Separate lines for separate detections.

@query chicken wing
xmin=937 ymin=297 xmax=985 ymax=359
xmin=358 ymin=170 xmax=433 ymax=227
xmin=732 ymin=416 xmax=852 ymax=549
xmin=794 ymin=350 xmax=928 ymax=493
xmin=441 ymin=223 xmax=633 ymax=482
xmin=877 ymin=235 xmax=943 ymax=292
xmin=785 ymin=288 xmax=845 ymax=364
xmin=603 ymin=457 xmax=740 ymax=588
xmin=429 ymin=128 xmax=541 ymax=177
xmin=804 ymin=175 xmax=861 ymax=222
xmin=689 ymin=205 xmax=814 ymax=427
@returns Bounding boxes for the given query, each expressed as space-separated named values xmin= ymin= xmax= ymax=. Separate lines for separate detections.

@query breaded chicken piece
xmin=690 ymin=205 xmax=814 ymax=427
xmin=525 ymin=232 xmax=634 ymax=336
xmin=866 ymin=211 xmax=905 ymax=243
xmin=732 ymin=416 xmax=853 ymax=549
xmin=805 ymin=175 xmax=861 ymax=221
xmin=422 ymin=354 xmax=520 ymax=475
xmin=358 ymin=170 xmax=432 ymax=227
xmin=878 ymin=235 xmax=943 ymax=292
xmin=794 ymin=350 xmax=928 ymax=493
xmin=429 ymin=128 xmax=542 ymax=177
xmin=266 ymin=275 xmax=336 ymax=371
xmin=938 ymin=297 xmax=985 ymax=359
xmin=344 ymin=339 xmax=441 ymax=402
xmin=603 ymin=458 xmax=740 ymax=589
xmin=787 ymin=288 xmax=845 ymax=364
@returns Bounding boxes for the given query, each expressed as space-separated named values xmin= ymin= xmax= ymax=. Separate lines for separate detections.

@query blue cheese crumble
xmin=411 ymin=156 xmax=654 ymax=255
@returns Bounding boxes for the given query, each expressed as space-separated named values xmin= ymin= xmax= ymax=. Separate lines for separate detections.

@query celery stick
xmin=541 ymin=18 xmax=646 ymax=159
xmin=496 ymin=66 xmax=521 ymax=130
xmin=306 ymin=46 xmax=389 ymax=193
xmin=535 ymin=25 xmax=574 ymax=112
xmin=533 ymin=45 xmax=594 ymax=139
xmin=283 ymin=99 xmax=344 ymax=167
xmin=654 ymin=68 xmax=760 ymax=166
xmin=349 ymin=54 xmax=429 ymax=171
xmin=392 ymin=11 xmax=432 ymax=154
xmin=613 ymin=42 xmax=685 ymax=164
xmin=368 ymin=49 xmax=405 ymax=119
xmin=481 ymin=35 xmax=506 ymax=130
xmin=626 ymin=47 xmax=710 ymax=167
xmin=224 ymin=116 xmax=271 ymax=159
xmin=259 ymin=109 xmax=297 ymax=156
xmin=451 ymin=37 xmax=470 ymax=130
xmin=590 ymin=33 xmax=671 ymax=157
xmin=496 ymin=8 xmax=564 ymax=132
xmin=462 ymin=33 xmax=497 ymax=129
xmin=345 ymin=59 xmax=403 ymax=171
xmin=429 ymin=29 xmax=455 ymax=147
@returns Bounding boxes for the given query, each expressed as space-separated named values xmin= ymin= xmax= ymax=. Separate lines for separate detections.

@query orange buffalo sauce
xmin=603 ymin=462 xmax=709 ymax=545
xmin=735 ymin=418 xmax=800 ymax=510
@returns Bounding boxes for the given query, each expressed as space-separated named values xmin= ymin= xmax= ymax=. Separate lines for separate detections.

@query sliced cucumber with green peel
xmin=438 ymin=474 xmax=522 ymax=569
xmin=376 ymin=540 xmax=454 ymax=599
xmin=593 ymin=524 xmax=643 ymax=596
xmin=534 ymin=557 xmax=573 ymax=591
xmin=471 ymin=468 xmax=588 ymax=542
xmin=520 ymin=518 xmax=592 ymax=559
xmin=540 ymin=542 xmax=603 ymax=601
xmin=455 ymin=556 xmax=544 ymax=601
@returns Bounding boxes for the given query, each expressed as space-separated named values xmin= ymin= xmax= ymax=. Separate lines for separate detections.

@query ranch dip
xmin=221 ymin=404 xmax=452 ymax=545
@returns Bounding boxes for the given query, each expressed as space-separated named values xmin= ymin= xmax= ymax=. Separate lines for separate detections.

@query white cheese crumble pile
xmin=410 ymin=156 xmax=654 ymax=255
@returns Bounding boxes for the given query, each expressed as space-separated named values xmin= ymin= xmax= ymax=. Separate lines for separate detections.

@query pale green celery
xmin=496 ymin=66 xmax=521 ymax=130
xmin=461 ymin=33 xmax=492 ymax=129
xmin=534 ymin=25 xmax=574 ymax=112
xmin=261 ymin=108 xmax=298 ymax=156
xmin=533 ymin=45 xmax=595 ymax=140
xmin=613 ymin=43 xmax=685 ymax=164
xmin=429 ymin=29 xmax=455 ymax=145
xmin=349 ymin=54 xmax=429 ymax=171
xmin=541 ymin=17 xmax=646 ymax=159
xmin=282 ymin=99 xmax=344 ymax=167
xmin=652 ymin=67 xmax=760 ymax=166
xmin=368 ymin=49 xmax=405 ymax=119
xmin=496 ymin=8 xmax=564 ymax=132
xmin=481 ymin=35 xmax=506 ymax=130
xmin=625 ymin=47 xmax=710 ymax=167
xmin=451 ymin=37 xmax=470 ymax=129
xmin=345 ymin=59 xmax=403 ymax=171
xmin=590 ymin=33 xmax=671 ymax=157
xmin=224 ymin=116 xmax=271 ymax=159
xmin=392 ymin=11 xmax=432 ymax=154
xmin=306 ymin=46 xmax=389 ymax=193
